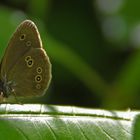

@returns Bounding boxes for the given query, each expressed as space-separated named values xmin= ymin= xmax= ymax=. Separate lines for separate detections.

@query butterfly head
xmin=0 ymin=75 xmax=16 ymax=101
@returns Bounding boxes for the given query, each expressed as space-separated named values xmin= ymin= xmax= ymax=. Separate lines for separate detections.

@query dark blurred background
xmin=0 ymin=0 xmax=140 ymax=109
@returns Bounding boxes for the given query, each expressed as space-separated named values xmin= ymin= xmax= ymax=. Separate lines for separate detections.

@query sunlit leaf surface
xmin=0 ymin=104 xmax=138 ymax=140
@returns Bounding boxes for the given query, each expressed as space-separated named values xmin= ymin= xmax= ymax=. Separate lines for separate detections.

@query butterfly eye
xmin=27 ymin=59 xmax=34 ymax=67
xmin=35 ymin=75 xmax=42 ymax=83
xmin=26 ymin=41 xmax=31 ymax=47
xmin=36 ymin=84 xmax=41 ymax=89
xmin=36 ymin=67 xmax=42 ymax=74
xmin=20 ymin=34 xmax=26 ymax=40
xmin=25 ymin=56 xmax=31 ymax=61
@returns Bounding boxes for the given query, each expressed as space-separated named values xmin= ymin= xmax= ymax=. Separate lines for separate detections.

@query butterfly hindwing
xmin=7 ymin=48 xmax=51 ymax=97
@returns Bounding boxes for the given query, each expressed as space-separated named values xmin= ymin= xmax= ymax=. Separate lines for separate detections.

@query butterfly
xmin=0 ymin=20 xmax=51 ymax=102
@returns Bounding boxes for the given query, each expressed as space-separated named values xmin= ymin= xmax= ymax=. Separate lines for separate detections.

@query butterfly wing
xmin=0 ymin=20 xmax=51 ymax=98
xmin=1 ymin=20 xmax=43 ymax=78
xmin=7 ymin=48 xmax=51 ymax=97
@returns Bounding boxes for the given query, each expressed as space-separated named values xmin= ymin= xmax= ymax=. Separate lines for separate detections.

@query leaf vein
xmin=45 ymin=120 xmax=57 ymax=140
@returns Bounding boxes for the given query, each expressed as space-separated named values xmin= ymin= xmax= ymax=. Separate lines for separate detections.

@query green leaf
xmin=132 ymin=115 xmax=140 ymax=140
xmin=108 ymin=51 xmax=140 ymax=108
xmin=44 ymin=36 xmax=109 ymax=96
xmin=0 ymin=104 xmax=138 ymax=140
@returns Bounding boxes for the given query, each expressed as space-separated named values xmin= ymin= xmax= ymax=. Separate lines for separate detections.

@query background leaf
xmin=0 ymin=0 xmax=140 ymax=110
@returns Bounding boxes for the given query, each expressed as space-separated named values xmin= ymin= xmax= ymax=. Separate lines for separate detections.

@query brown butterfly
xmin=0 ymin=20 xmax=52 ymax=102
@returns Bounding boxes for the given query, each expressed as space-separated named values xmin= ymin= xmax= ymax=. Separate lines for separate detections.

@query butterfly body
xmin=0 ymin=76 xmax=13 ymax=98
xmin=0 ymin=20 xmax=51 ymax=102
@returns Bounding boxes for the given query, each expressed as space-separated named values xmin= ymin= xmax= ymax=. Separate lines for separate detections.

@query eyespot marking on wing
xmin=25 ymin=56 xmax=31 ymax=61
xmin=36 ymin=67 xmax=42 ymax=74
xmin=26 ymin=59 xmax=34 ymax=67
xmin=26 ymin=41 xmax=31 ymax=47
xmin=35 ymin=75 xmax=42 ymax=83
xmin=20 ymin=34 xmax=26 ymax=41
xmin=36 ymin=84 xmax=41 ymax=89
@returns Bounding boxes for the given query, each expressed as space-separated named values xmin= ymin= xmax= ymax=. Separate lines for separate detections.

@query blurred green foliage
xmin=1 ymin=0 xmax=140 ymax=109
